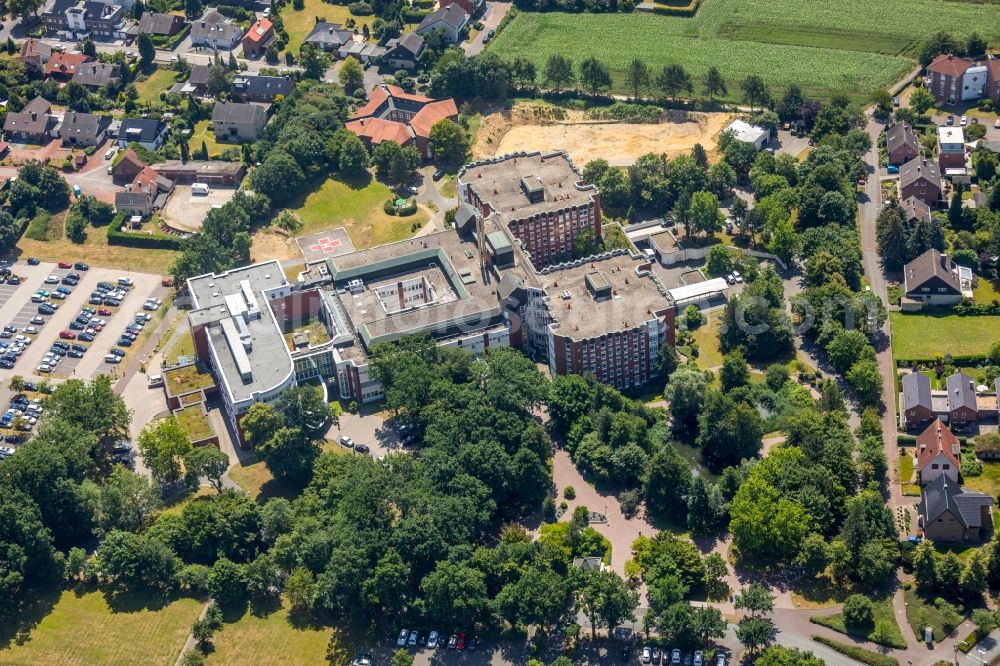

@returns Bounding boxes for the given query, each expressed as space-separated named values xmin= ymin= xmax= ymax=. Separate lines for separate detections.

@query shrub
xmin=383 ymin=199 xmax=397 ymax=216
xmin=843 ymin=594 xmax=875 ymax=628
xmin=620 ymin=490 xmax=641 ymax=518
xmin=563 ymin=485 xmax=576 ymax=500
xmin=397 ymin=199 xmax=417 ymax=216
xmin=811 ymin=636 xmax=899 ymax=666
xmin=348 ymin=1 xmax=373 ymax=14
xmin=542 ymin=496 xmax=556 ymax=522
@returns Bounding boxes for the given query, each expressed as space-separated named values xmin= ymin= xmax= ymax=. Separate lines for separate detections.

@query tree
xmin=644 ymin=445 xmax=691 ymax=517
xmin=626 ymin=58 xmax=651 ymax=101
xmin=9 ymin=0 xmax=44 ymax=21
xmin=730 ymin=476 xmax=810 ymax=562
xmin=966 ymin=32 xmax=987 ymax=58
xmin=736 ymin=617 xmax=777 ymax=655
xmin=826 ymin=329 xmax=876 ymax=375
xmin=97 ymin=530 xmax=180 ymax=592
xmin=184 ymin=0 xmax=202 ymax=18
xmin=428 ymin=119 xmax=470 ymax=165
xmin=137 ymin=33 xmax=155 ymax=63
xmin=208 ymin=557 xmax=247 ymax=607
xmin=138 ymin=417 xmax=192 ymax=486
xmin=846 ymin=359 xmax=883 ymax=406
xmin=285 ymin=567 xmax=315 ymax=616
xmin=971 ymin=608 xmax=994 ymax=636
xmin=95 ymin=466 xmax=161 ymax=536
xmin=391 ymin=649 xmax=414 ymax=666
xmin=691 ymin=606 xmax=726 ymax=647
xmin=688 ymin=190 xmax=723 ymax=237
xmin=299 ymin=43 xmax=327 ymax=80
xmin=757 ymin=646 xmax=825 ymax=666
xmin=579 ymin=57 xmax=612 ymax=97
xmin=496 ymin=564 xmax=569 ymax=633
xmin=664 ymin=366 xmax=709 ymax=434
xmin=843 ymin=594 xmax=874 ymax=628
xmin=421 ymin=560 xmax=489 ymax=627
xmin=256 ymin=427 xmax=320 ymax=484
xmin=339 ymin=56 xmax=364 ymax=95
xmin=543 ymin=54 xmax=575 ymax=94
xmin=937 ymin=551 xmax=962 ymax=592
xmin=656 ymin=64 xmax=692 ymax=101
xmin=277 ymin=385 xmax=334 ymax=442
xmin=575 ymin=568 xmax=639 ymax=638
xmin=959 ymin=551 xmax=988 ymax=601
xmin=741 ymin=75 xmax=771 ymax=112
xmin=720 ymin=350 xmax=751 ymax=392
xmin=795 ymin=533 xmax=828 ymax=577
xmin=702 ymin=66 xmax=727 ymax=102
xmin=909 ymin=86 xmax=935 ymax=115
xmin=337 ymin=134 xmax=371 ymax=177
xmin=184 ymin=446 xmax=230 ymax=492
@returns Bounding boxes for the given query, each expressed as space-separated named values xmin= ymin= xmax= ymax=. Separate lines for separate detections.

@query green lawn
xmin=135 ymin=68 xmax=180 ymax=107
xmin=810 ymin=597 xmax=907 ymax=649
xmin=284 ymin=175 xmax=428 ymax=249
xmin=900 ymin=450 xmax=920 ymax=495
xmin=205 ymin=600 xmax=360 ymax=666
xmin=903 ymin=588 xmax=964 ymax=644
xmin=188 ymin=119 xmax=228 ymax=160
xmin=690 ymin=309 xmax=724 ymax=369
xmin=890 ymin=311 xmax=1000 ymax=361
xmin=974 ymin=278 xmax=1000 ymax=304
xmin=964 ymin=460 xmax=1000 ymax=498
xmin=0 ymin=587 xmax=203 ymax=665
xmin=280 ymin=0 xmax=369 ymax=56
xmin=489 ymin=0 xmax=998 ymax=100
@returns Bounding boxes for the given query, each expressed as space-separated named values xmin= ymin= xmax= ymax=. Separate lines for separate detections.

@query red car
xmin=58 ymin=261 xmax=72 ymax=269
xmin=456 ymin=634 xmax=466 ymax=650
xmin=59 ymin=330 xmax=77 ymax=339
xmin=161 ymin=278 xmax=174 ymax=287
xmin=97 ymin=308 xmax=112 ymax=316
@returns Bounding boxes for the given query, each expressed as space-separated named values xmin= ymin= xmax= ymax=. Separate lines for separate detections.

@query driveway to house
xmin=463 ymin=2 xmax=512 ymax=57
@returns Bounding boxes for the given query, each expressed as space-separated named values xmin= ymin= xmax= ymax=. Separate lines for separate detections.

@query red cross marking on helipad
xmin=308 ymin=237 xmax=342 ymax=253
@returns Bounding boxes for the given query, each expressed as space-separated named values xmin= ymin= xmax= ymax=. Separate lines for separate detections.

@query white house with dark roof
xmin=416 ymin=4 xmax=469 ymax=43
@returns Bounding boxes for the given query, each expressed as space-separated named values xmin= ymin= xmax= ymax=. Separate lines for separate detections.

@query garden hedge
xmin=107 ymin=213 xmax=184 ymax=250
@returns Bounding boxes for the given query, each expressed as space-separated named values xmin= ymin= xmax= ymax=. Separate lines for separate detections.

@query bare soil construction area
xmin=472 ymin=103 xmax=734 ymax=167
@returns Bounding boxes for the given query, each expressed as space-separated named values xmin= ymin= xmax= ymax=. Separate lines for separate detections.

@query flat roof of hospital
xmin=187 ymin=260 xmax=294 ymax=405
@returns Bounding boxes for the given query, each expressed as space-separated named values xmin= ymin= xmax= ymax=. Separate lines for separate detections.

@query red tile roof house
xmin=439 ymin=0 xmax=485 ymax=18
xmin=926 ymin=54 xmax=988 ymax=105
xmin=346 ymin=84 xmax=458 ymax=159
xmin=916 ymin=418 xmax=961 ymax=486
xmin=988 ymin=59 xmax=1000 ymax=103
xmin=43 ymin=51 xmax=92 ymax=81
xmin=241 ymin=17 xmax=274 ymax=58
xmin=886 ymin=122 xmax=919 ymax=166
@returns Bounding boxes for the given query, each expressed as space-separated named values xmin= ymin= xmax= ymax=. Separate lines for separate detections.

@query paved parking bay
xmin=0 ymin=281 xmax=20 ymax=310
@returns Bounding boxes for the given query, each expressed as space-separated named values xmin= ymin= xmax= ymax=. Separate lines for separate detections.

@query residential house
xmin=346 ymin=84 xmax=458 ymax=158
xmin=178 ymin=64 xmax=211 ymax=96
xmin=336 ymin=40 xmax=384 ymax=63
xmin=382 ymin=32 xmax=425 ymax=71
xmin=901 ymin=196 xmax=932 ymax=226
xmin=154 ymin=160 xmax=245 ymax=184
xmin=59 ymin=111 xmax=112 ymax=147
xmin=902 ymin=371 xmax=934 ymax=430
xmin=231 ymin=75 xmax=294 ymax=103
xmin=439 ymin=0 xmax=484 ymax=18
xmin=724 ymin=119 xmax=770 ymax=150
xmin=903 ymin=248 xmax=963 ymax=305
xmin=927 ymin=54 xmax=988 ymax=104
xmin=571 ymin=557 xmax=605 ymax=572
xmin=190 ymin=9 xmax=243 ymax=50
xmin=241 ymin=17 xmax=273 ymax=58
xmin=988 ymin=59 xmax=1000 ymax=103
xmin=44 ymin=51 xmax=91 ymax=81
xmin=303 ymin=21 xmax=355 ymax=53
xmin=918 ymin=474 xmax=993 ymax=542
xmin=974 ymin=430 xmax=1000 ymax=461
xmin=211 ymin=102 xmax=267 ymax=141
xmin=115 ymin=165 xmax=174 ymax=218
xmin=19 ymin=38 xmax=52 ymax=72
xmin=3 ymin=97 xmax=56 ymax=143
xmin=937 ymin=126 xmax=966 ymax=173
xmin=916 ymin=419 xmax=961 ymax=486
xmin=137 ymin=11 xmax=186 ymax=37
xmin=117 ymin=118 xmax=168 ymax=150
xmin=81 ymin=0 xmax=127 ymax=38
xmin=111 ymin=147 xmax=146 ymax=182
xmin=416 ymin=4 xmax=469 ymax=43
xmin=899 ymin=159 xmax=941 ymax=207
xmin=886 ymin=122 xmax=919 ymax=166
xmin=947 ymin=372 xmax=979 ymax=427
xmin=72 ymin=62 xmax=121 ymax=89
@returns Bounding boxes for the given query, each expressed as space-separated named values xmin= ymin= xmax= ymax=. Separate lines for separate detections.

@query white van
xmin=191 ymin=183 xmax=210 ymax=196
xmin=104 ymin=147 xmax=116 ymax=160
xmin=147 ymin=374 xmax=163 ymax=388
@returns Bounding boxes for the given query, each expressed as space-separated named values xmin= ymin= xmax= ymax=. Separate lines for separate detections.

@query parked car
xmin=79 ymin=333 xmax=95 ymax=342
xmin=960 ymin=115 xmax=968 ymax=126
xmin=74 ymin=262 xmax=89 ymax=271
xmin=57 ymin=261 xmax=72 ymax=269
xmin=456 ymin=633 xmax=466 ymax=650
xmin=407 ymin=630 xmax=418 ymax=646
xmin=947 ymin=115 xmax=955 ymax=125
xmin=694 ymin=651 xmax=704 ymax=666
xmin=672 ymin=649 xmax=682 ymax=664
xmin=68 ymin=350 xmax=83 ymax=358
xmin=432 ymin=168 xmax=444 ymax=181
xmin=23 ymin=326 xmax=37 ymax=335
xmin=467 ymin=636 xmax=477 ymax=651
xmin=427 ymin=631 xmax=439 ymax=649
xmin=104 ymin=354 xmax=121 ymax=364
xmin=26 ymin=257 xmax=40 ymax=265
xmin=339 ymin=436 xmax=354 ymax=448
xmin=44 ymin=275 xmax=59 ymax=284
xmin=162 ymin=278 xmax=174 ymax=287
xmin=59 ymin=330 xmax=76 ymax=340
xmin=643 ymin=647 xmax=652 ymax=664
xmin=447 ymin=635 xmax=457 ymax=649
xmin=30 ymin=316 xmax=44 ymax=325
xmin=353 ymin=443 xmax=370 ymax=455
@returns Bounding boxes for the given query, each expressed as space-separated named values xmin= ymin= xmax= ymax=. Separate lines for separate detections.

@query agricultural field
xmin=489 ymin=0 xmax=999 ymax=100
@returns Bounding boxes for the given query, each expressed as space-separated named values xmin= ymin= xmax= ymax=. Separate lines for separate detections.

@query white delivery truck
xmin=191 ymin=183 xmax=210 ymax=195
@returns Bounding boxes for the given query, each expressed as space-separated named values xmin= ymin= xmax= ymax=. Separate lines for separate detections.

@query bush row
xmin=811 ymin=636 xmax=900 ymax=666
xmin=647 ymin=0 xmax=701 ymax=16
xmin=107 ymin=213 xmax=184 ymax=250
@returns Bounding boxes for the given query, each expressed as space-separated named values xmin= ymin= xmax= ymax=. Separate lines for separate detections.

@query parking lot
xmin=0 ymin=258 xmax=168 ymax=383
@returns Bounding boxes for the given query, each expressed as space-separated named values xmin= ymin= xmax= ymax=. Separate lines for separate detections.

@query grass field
xmin=890 ymin=311 xmax=1000 ymax=361
xmin=204 ymin=602 xmax=338 ymax=666
xmin=690 ymin=310 xmax=724 ymax=369
xmin=810 ymin=597 xmax=907 ymax=649
xmin=965 ymin=461 xmax=1000 ymax=498
xmin=280 ymin=0 xmax=358 ymax=56
xmin=135 ymin=68 xmax=180 ymax=107
xmin=188 ymin=119 xmax=227 ymax=159
xmin=286 ymin=175 xmax=428 ymax=249
xmin=903 ymin=588 xmax=964 ymax=644
xmin=17 ymin=224 xmax=180 ymax=275
xmin=489 ymin=0 xmax=999 ymax=100
xmin=0 ymin=587 xmax=203 ymax=665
